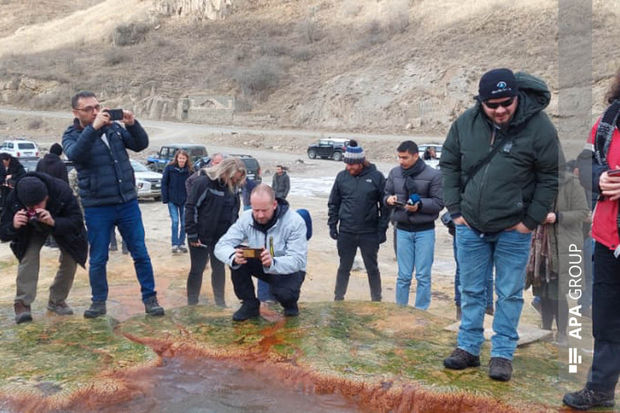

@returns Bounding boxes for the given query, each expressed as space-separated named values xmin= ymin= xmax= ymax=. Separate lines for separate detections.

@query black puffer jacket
xmin=36 ymin=153 xmax=68 ymax=183
xmin=328 ymin=163 xmax=389 ymax=234
xmin=0 ymin=172 xmax=87 ymax=266
xmin=62 ymin=119 xmax=149 ymax=208
xmin=185 ymin=175 xmax=241 ymax=245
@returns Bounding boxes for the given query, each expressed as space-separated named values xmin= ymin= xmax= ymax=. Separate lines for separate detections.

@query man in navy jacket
xmin=62 ymin=91 xmax=164 ymax=318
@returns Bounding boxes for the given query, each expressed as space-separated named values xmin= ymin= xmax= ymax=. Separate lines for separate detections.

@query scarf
xmin=525 ymin=224 xmax=555 ymax=289
xmin=401 ymin=159 xmax=425 ymax=197
xmin=594 ymin=99 xmax=620 ymax=168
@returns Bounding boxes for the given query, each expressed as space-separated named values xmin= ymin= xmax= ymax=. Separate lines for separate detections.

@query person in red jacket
xmin=564 ymin=69 xmax=620 ymax=410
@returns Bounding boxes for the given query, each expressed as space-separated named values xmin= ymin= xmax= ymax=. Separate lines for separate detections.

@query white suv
xmin=0 ymin=139 xmax=39 ymax=158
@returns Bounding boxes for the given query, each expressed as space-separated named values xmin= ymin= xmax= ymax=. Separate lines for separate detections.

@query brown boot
xmin=14 ymin=300 xmax=33 ymax=324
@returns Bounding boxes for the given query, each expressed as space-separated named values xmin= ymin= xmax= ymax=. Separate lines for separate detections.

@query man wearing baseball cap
xmin=440 ymin=68 xmax=560 ymax=381
xmin=0 ymin=173 xmax=87 ymax=324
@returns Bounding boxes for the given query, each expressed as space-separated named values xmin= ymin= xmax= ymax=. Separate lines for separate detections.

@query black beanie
xmin=49 ymin=143 xmax=63 ymax=156
xmin=16 ymin=176 xmax=48 ymax=206
xmin=478 ymin=68 xmax=518 ymax=102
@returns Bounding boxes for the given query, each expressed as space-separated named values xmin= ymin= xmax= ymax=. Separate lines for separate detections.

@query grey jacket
xmin=384 ymin=160 xmax=444 ymax=230
xmin=215 ymin=201 xmax=307 ymax=275
xmin=272 ymin=172 xmax=290 ymax=199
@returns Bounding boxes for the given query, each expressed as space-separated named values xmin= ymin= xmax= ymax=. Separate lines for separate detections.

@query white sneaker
xmin=172 ymin=246 xmax=179 ymax=253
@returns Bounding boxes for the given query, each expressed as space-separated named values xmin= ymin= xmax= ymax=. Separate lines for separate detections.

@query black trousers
xmin=231 ymin=258 xmax=305 ymax=308
xmin=187 ymin=244 xmax=226 ymax=306
xmin=587 ymin=242 xmax=620 ymax=392
xmin=335 ymin=231 xmax=381 ymax=301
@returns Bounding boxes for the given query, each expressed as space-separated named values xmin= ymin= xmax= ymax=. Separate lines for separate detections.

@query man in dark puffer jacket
xmin=328 ymin=140 xmax=389 ymax=302
xmin=36 ymin=143 xmax=68 ymax=183
xmin=62 ymin=90 xmax=164 ymax=319
xmin=0 ymin=173 xmax=87 ymax=324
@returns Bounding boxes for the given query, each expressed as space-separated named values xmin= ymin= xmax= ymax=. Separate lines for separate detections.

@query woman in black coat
xmin=161 ymin=150 xmax=193 ymax=253
xmin=184 ymin=157 xmax=246 ymax=307
xmin=1 ymin=153 xmax=26 ymax=212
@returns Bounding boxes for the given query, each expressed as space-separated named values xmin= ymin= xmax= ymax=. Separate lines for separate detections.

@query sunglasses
xmin=482 ymin=97 xmax=515 ymax=109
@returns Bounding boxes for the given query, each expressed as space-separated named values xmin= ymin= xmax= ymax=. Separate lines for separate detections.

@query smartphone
xmin=104 ymin=109 xmax=124 ymax=121
xmin=607 ymin=169 xmax=620 ymax=176
xmin=241 ymin=247 xmax=263 ymax=258
xmin=393 ymin=200 xmax=406 ymax=207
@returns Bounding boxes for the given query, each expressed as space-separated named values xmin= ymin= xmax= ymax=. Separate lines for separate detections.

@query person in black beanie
xmin=328 ymin=140 xmax=389 ymax=301
xmin=36 ymin=143 xmax=68 ymax=183
xmin=0 ymin=173 xmax=87 ymax=324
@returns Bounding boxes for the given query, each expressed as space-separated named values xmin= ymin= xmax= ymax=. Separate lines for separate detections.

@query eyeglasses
xmin=483 ymin=97 xmax=515 ymax=109
xmin=75 ymin=104 xmax=101 ymax=113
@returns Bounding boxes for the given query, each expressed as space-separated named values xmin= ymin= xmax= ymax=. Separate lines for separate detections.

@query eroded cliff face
xmin=155 ymin=0 xmax=233 ymax=20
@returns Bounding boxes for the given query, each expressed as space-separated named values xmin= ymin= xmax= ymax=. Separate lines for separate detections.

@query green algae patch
xmin=119 ymin=302 xmax=583 ymax=412
xmin=0 ymin=316 xmax=158 ymax=411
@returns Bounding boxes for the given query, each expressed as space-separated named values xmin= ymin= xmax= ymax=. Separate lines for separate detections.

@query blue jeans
xmin=395 ymin=228 xmax=435 ymax=309
xmin=453 ymin=237 xmax=493 ymax=308
xmin=84 ymin=199 xmax=156 ymax=303
xmin=167 ymin=202 xmax=185 ymax=247
xmin=455 ymin=225 xmax=531 ymax=360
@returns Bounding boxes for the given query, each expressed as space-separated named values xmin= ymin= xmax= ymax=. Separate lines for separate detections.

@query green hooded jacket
xmin=439 ymin=72 xmax=560 ymax=233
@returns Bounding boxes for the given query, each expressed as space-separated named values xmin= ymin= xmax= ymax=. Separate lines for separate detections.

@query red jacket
xmin=589 ymin=120 xmax=620 ymax=250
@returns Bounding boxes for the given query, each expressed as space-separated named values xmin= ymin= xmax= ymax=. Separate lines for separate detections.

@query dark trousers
xmin=335 ymin=231 xmax=381 ymax=301
xmin=231 ymin=258 xmax=305 ymax=309
xmin=540 ymin=296 xmax=568 ymax=334
xmin=187 ymin=244 xmax=226 ymax=306
xmin=587 ymin=242 xmax=620 ymax=392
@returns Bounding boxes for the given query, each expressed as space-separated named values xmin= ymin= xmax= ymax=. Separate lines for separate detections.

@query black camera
xmin=26 ymin=209 xmax=39 ymax=223
xmin=104 ymin=109 xmax=124 ymax=121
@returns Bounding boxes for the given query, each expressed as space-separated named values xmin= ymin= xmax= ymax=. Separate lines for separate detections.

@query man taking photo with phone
xmin=62 ymin=90 xmax=164 ymax=319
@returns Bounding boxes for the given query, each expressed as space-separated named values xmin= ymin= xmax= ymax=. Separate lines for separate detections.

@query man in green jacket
xmin=440 ymin=68 xmax=559 ymax=381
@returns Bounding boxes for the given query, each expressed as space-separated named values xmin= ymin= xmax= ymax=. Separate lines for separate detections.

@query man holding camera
xmin=440 ymin=69 xmax=559 ymax=381
xmin=62 ymin=91 xmax=164 ymax=318
xmin=384 ymin=140 xmax=443 ymax=310
xmin=215 ymin=184 xmax=307 ymax=321
xmin=0 ymin=174 xmax=87 ymax=324
xmin=328 ymin=140 xmax=389 ymax=302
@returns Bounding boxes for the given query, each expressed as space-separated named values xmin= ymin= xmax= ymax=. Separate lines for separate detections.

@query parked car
xmin=418 ymin=143 xmax=442 ymax=170
xmin=146 ymin=144 xmax=208 ymax=172
xmin=0 ymin=139 xmax=39 ymax=158
xmin=307 ymin=138 xmax=350 ymax=161
xmin=230 ymin=154 xmax=262 ymax=183
xmin=131 ymin=159 xmax=162 ymax=200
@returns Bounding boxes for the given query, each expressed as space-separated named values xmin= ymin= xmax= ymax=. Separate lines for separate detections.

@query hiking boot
xmin=178 ymin=245 xmax=188 ymax=253
xmin=84 ymin=301 xmax=106 ymax=319
xmin=144 ymin=296 xmax=165 ymax=316
xmin=443 ymin=348 xmax=480 ymax=370
xmin=485 ymin=305 xmax=494 ymax=316
xmin=232 ymin=301 xmax=260 ymax=321
xmin=47 ymin=300 xmax=74 ymax=316
xmin=456 ymin=305 xmax=462 ymax=320
xmin=563 ymin=387 xmax=615 ymax=410
xmin=283 ymin=302 xmax=299 ymax=317
xmin=488 ymin=357 xmax=513 ymax=381
xmin=14 ymin=300 xmax=32 ymax=324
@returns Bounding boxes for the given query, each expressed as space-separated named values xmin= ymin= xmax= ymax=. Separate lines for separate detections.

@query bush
xmin=112 ymin=22 xmax=150 ymax=46
xmin=103 ymin=49 xmax=131 ymax=66
xmin=234 ymin=57 xmax=282 ymax=99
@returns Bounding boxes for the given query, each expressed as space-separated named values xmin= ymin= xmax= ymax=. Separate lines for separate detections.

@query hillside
xmin=0 ymin=0 xmax=618 ymax=155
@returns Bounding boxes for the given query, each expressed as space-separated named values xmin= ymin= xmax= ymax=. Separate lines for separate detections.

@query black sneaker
xmin=283 ymin=302 xmax=299 ymax=317
xmin=144 ymin=296 xmax=165 ymax=316
xmin=563 ymin=387 xmax=615 ymax=410
xmin=489 ymin=357 xmax=512 ymax=381
xmin=443 ymin=348 xmax=480 ymax=370
xmin=47 ymin=300 xmax=74 ymax=315
xmin=232 ymin=301 xmax=260 ymax=321
xmin=84 ymin=301 xmax=106 ymax=319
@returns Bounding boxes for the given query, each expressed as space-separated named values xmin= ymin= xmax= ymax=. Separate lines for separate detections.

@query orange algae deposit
xmin=0 ymin=302 xmax=590 ymax=412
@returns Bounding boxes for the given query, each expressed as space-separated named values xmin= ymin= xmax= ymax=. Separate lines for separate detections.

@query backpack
xmin=296 ymin=208 xmax=312 ymax=240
